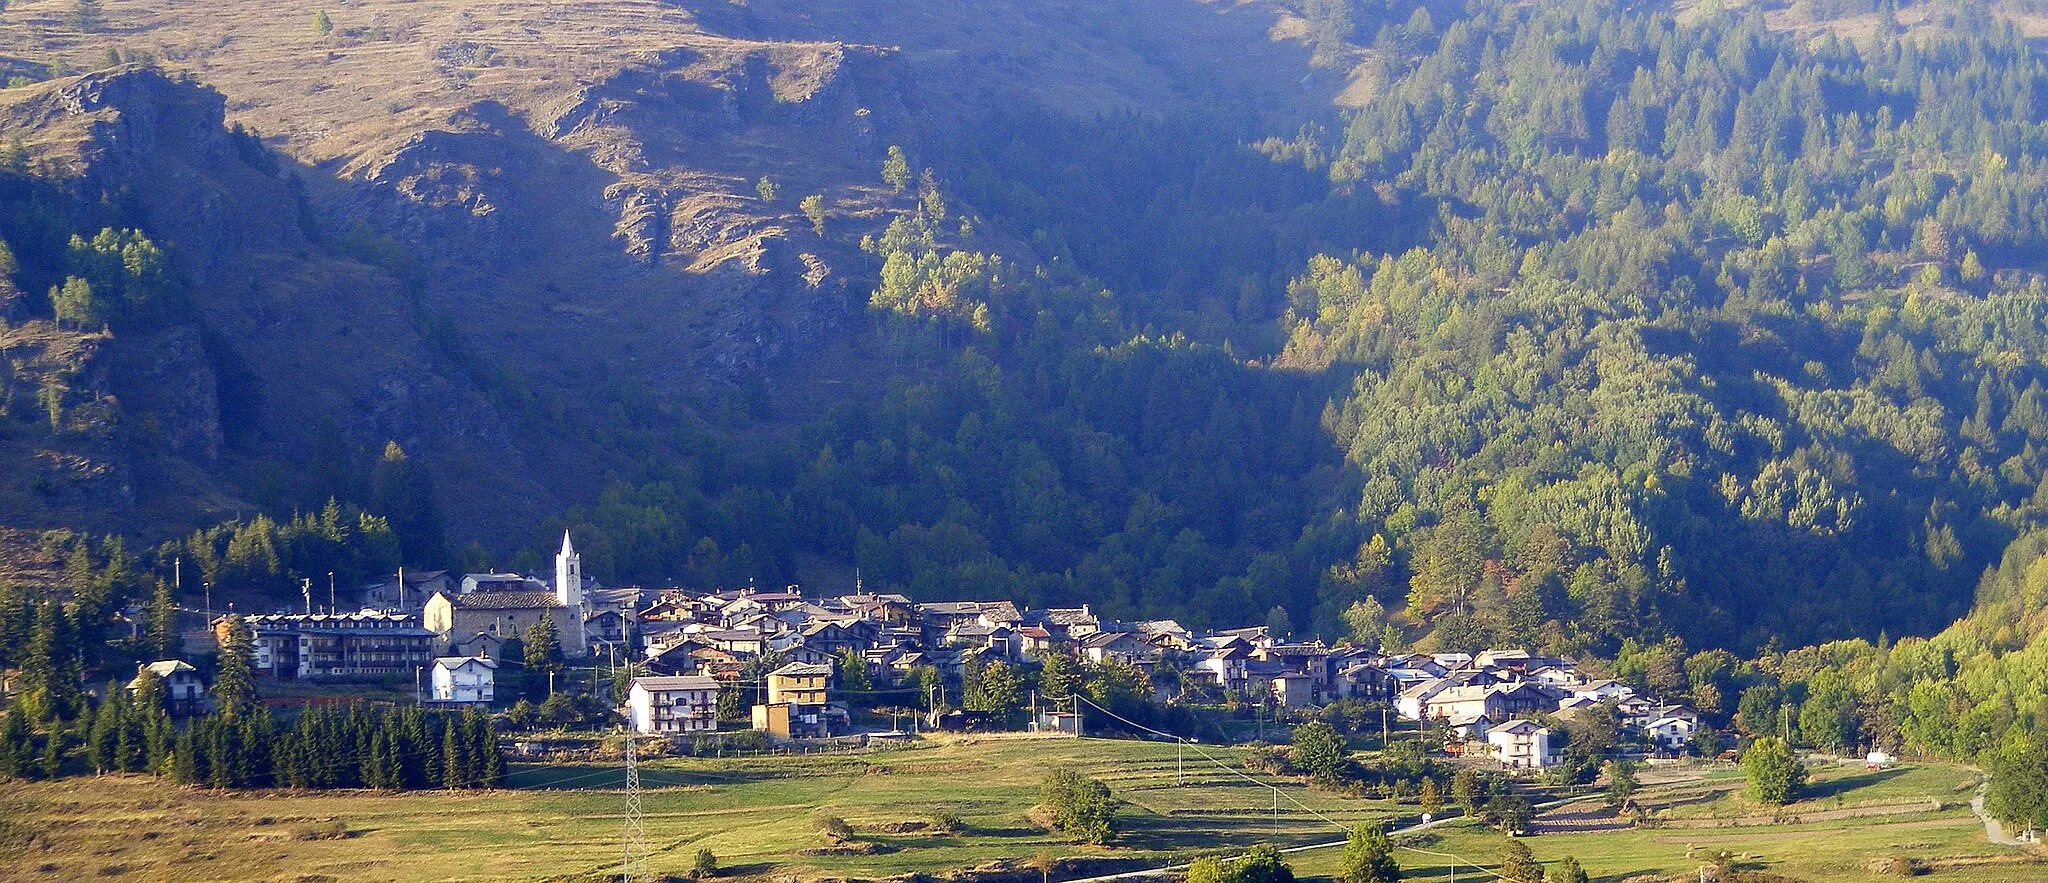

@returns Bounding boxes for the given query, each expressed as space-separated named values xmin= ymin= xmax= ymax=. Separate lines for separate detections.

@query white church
xmin=421 ymin=531 xmax=617 ymax=659
xmin=554 ymin=530 xmax=589 ymax=657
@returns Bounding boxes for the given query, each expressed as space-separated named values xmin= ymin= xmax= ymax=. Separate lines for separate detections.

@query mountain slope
xmin=0 ymin=0 xmax=1343 ymax=549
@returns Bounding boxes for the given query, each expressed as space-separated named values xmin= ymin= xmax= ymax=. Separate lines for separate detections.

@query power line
xmin=1069 ymin=694 xmax=1518 ymax=882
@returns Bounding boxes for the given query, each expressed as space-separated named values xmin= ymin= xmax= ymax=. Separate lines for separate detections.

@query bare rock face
xmin=0 ymin=322 xmax=138 ymax=521
xmin=0 ymin=68 xmax=562 ymax=542
xmin=106 ymin=327 xmax=224 ymax=464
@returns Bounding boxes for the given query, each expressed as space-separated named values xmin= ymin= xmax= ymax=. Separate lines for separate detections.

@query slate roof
xmin=433 ymin=656 xmax=497 ymax=671
xmin=633 ymin=675 xmax=719 ymax=692
xmin=447 ymin=591 xmax=561 ymax=610
xmin=143 ymin=659 xmax=197 ymax=677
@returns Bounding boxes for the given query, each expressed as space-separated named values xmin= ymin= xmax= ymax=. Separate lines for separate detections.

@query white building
xmin=430 ymin=656 xmax=497 ymax=704
xmin=1486 ymin=718 xmax=1556 ymax=769
xmin=557 ymin=531 xmax=589 ymax=657
xmin=628 ymin=675 xmax=720 ymax=734
xmin=1644 ymin=715 xmax=1697 ymax=754
xmin=130 ymin=660 xmax=206 ymax=713
xmin=1573 ymin=679 xmax=1636 ymax=703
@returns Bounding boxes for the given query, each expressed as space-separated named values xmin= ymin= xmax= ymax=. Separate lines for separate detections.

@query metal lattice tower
xmin=622 ymin=732 xmax=648 ymax=883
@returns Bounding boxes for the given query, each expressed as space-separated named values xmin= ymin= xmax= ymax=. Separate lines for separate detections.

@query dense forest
xmin=9 ymin=1 xmax=2048 ymax=669
xmin=532 ymin=1 xmax=2048 ymax=661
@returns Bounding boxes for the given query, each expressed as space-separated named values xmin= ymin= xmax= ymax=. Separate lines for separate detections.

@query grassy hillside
xmin=0 ymin=735 xmax=2033 ymax=882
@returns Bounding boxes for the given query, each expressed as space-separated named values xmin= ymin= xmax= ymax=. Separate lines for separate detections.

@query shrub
xmin=815 ymin=814 xmax=853 ymax=840
xmin=1040 ymin=767 xmax=1118 ymax=844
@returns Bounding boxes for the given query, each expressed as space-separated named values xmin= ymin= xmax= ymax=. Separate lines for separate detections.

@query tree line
xmin=0 ymin=612 xmax=502 ymax=791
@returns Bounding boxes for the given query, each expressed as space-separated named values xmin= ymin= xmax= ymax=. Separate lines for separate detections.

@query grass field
xmin=0 ymin=736 xmax=2040 ymax=882
xmin=1286 ymin=759 xmax=2046 ymax=883
xmin=0 ymin=734 xmax=1406 ymax=882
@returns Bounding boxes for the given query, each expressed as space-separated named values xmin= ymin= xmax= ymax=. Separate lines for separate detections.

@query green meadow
xmin=0 ymin=735 xmax=2037 ymax=882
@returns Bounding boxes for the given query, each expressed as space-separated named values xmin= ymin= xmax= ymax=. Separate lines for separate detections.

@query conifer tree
xmin=241 ymin=707 xmax=274 ymax=787
xmin=365 ymin=729 xmax=393 ymax=789
xmin=443 ymin=718 xmax=469 ymax=789
xmin=801 ymin=194 xmax=826 ymax=235
xmin=882 ymin=145 xmax=911 ymax=192
xmin=208 ymin=719 xmax=236 ymax=788
xmin=0 ymin=582 xmax=29 ymax=670
xmin=473 ymin=709 xmax=502 ymax=788
xmin=19 ymin=600 xmax=77 ymax=722
xmin=1499 ymin=838 xmax=1542 ymax=883
xmin=418 ymin=714 xmax=443 ymax=788
xmin=212 ymin=614 xmax=258 ymax=722
xmin=171 ymin=726 xmax=200 ymax=785
xmin=86 ymin=687 xmax=119 ymax=773
xmin=0 ymin=710 xmax=30 ymax=779
xmin=39 ymin=722 xmax=65 ymax=778
xmin=147 ymin=578 xmax=177 ymax=660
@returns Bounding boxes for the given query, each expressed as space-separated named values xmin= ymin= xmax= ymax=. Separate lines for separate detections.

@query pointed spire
xmin=561 ymin=529 xmax=575 ymax=555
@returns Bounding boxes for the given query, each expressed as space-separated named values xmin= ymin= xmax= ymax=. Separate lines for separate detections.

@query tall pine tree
xmin=212 ymin=614 xmax=258 ymax=722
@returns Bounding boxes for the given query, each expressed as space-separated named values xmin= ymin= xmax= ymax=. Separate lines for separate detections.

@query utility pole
xmin=328 ymin=572 xmax=336 ymax=614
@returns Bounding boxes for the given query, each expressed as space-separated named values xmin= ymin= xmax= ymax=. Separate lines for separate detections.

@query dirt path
xmin=1972 ymin=785 xmax=2032 ymax=847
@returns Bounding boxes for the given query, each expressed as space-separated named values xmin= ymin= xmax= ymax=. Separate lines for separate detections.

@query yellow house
xmin=766 ymin=661 xmax=832 ymax=705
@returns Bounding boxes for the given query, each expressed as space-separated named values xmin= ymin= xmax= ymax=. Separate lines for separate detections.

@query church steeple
xmin=555 ymin=530 xmax=587 ymax=657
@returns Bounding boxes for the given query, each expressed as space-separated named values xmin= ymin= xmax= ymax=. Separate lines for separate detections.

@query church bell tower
xmin=555 ymin=530 xmax=588 ymax=657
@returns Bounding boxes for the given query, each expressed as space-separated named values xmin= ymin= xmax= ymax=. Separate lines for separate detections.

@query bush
xmin=1335 ymin=824 xmax=1399 ymax=883
xmin=1546 ymin=855 xmax=1589 ymax=883
xmin=815 ymin=814 xmax=853 ymax=840
xmin=1191 ymin=844 xmax=1294 ymax=883
xmin=1040 ymin=767 xmax=1118 ymax=844
xmin=1291 ymin=721 xmax=1349 ymax=784
xmin=1499 ymin=838 xmax=1542 ymax=883
xmin=1741 ymin=737 xmax=1806 ymax=805
xmin=691 ymin=847 xmax=717 ymax=879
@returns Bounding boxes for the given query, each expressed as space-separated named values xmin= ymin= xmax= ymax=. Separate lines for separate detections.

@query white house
xmin=131 ymin=660 xmax=206 ymax=714
xmin=628 ymin=675 xmax=720 ymax=734
xmin=1573 ymin=679 xmax=1636 ymax=703
xmin=1486 ymin=719 xmax=1556 ymax=769
xmin=430 ymin=656 xmax=497 ymax=704
xmin=1643 ymin=715 xmax=1697 ymax=754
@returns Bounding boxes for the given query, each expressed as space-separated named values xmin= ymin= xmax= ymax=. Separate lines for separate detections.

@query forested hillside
xmin=5 ymin=0 xmax=2048 ymax=664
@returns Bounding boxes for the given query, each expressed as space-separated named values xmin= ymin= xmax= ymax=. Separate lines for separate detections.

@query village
xmin=156 ymin=533 xmax=1708 ymax=772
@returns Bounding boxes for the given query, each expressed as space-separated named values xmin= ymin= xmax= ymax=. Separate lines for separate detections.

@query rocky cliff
xmin=0 ymin=0 xmax=1340 ymax=554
